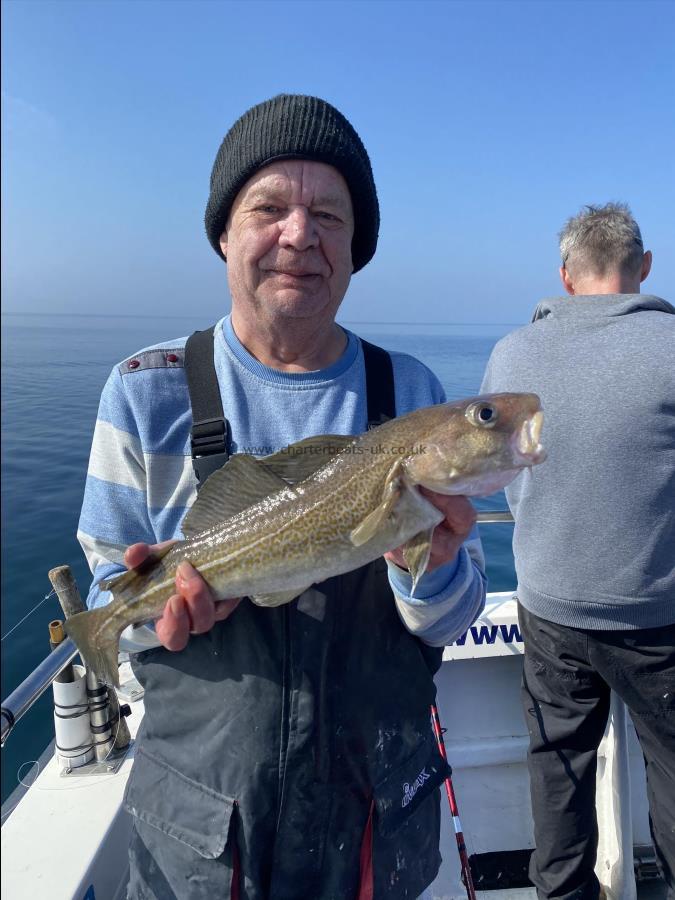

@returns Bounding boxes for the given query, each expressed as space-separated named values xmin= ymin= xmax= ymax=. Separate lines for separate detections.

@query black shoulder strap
xmin=361 ymin=338 xmax=396 ymax=427
xmin=184 ymin=328 xmax=396 ymax=486
xmin=184 ymin=327 xmax=230 ymax=485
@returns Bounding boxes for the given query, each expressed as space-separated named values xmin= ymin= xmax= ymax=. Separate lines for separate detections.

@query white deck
xmin=2 ymin=695 xmax=142 ymax=900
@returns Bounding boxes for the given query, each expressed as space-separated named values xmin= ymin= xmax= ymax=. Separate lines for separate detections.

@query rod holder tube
xmin=86 ymin=669 xmax=114 ymax=761
xmin=49 ymin=564 xmax=125 ymax=757
xmin=53 ymin=664 xmax=94 ymax=769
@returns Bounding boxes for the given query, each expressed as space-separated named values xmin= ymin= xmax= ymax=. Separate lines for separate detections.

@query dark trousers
xmin=518 ymin=606 xmax=675 ymax=900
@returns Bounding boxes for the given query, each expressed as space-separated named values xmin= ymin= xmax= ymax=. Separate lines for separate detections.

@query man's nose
xmin=278 ymin=207 xmax=319 ymax=251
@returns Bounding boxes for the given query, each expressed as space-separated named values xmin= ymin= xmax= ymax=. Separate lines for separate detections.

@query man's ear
xmin=559 ymin=266 xmax=575 ymax=295
xmin=219 ymin=230 xmax=228 ymax=260
xmin=640 ymin=250 xmax=652 ymax=283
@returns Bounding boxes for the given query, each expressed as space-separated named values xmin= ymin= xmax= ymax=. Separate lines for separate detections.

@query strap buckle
xmin=190 ymin=417 xmax=229 ymax=483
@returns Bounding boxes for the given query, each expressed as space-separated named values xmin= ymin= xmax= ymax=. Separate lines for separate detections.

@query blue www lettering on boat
xmin=451 ymin=622 xmax=522 ymax=647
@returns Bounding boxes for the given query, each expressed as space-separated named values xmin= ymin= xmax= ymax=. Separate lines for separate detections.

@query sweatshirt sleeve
xmin=389 ymin=526 xmax=487 ymax=645
xmin=77 ymin=365 xmax=161 ymax=650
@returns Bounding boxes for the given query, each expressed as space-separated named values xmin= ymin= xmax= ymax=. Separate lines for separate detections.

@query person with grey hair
xmin=558 ymin=202 xmax=652 ymax=295
xmin=481 ymin=202 xmax=675 ymax=900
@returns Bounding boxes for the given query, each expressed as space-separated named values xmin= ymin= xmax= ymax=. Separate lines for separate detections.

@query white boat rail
xmin=475 ymin=511 xmax=514 ymax=523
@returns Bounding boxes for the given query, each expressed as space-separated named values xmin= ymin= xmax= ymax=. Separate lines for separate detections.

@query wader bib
xmin=124 ymin=329 xmax=450 ymax=900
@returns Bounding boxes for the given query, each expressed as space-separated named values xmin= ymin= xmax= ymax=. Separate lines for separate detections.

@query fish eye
xmin=466 ymin=402 xmax=498 ymax=428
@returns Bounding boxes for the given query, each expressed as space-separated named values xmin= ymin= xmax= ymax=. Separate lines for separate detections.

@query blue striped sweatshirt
xmin=78 ymin=317 xmax=486 ymax=651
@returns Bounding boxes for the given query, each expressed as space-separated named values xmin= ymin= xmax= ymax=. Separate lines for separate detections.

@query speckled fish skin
xmin=65 ymin=392 xmax=545 ymax=685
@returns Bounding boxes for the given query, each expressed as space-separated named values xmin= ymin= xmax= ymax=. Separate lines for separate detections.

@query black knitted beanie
xmin=205 ymin=94 xmax=379 ymax=273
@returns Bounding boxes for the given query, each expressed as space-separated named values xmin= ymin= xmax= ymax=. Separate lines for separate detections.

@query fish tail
xmin=67 ymin=548 xmax=175 ymax=685
xmin=65 ymin=606 xmax=125 ymax=688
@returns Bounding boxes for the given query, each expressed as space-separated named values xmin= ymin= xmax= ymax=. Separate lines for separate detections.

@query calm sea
xmin=0 ymin=313 xmax=518 ymax=803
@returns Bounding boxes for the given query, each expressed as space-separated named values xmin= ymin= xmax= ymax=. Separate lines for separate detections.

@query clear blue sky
xmin=2 ymin=0 xmax=674 ymax=325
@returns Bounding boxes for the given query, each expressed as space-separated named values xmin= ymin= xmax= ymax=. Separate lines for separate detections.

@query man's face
xmin=220 ymin=160 xmax=355 ymax=326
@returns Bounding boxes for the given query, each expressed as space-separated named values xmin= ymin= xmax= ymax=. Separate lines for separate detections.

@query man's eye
xmin=316 ymin=211 xmax=339 ymax=222
xmin=258 ymin=205 xmax=280 ymax=214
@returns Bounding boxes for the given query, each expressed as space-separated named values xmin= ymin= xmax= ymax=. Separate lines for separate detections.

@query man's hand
xmin=124 ymin=542 xmax=241 ymax=652
xmin=384 ymin=491 xmax=477 ymax=574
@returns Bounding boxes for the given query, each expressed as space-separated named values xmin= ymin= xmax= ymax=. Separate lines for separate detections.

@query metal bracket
xmin=59 ymin=740 xmax=133 ymax=778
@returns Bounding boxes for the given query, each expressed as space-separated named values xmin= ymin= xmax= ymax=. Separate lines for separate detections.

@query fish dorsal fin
xmin=182 ymin=455 xmax=292 ymax=538
xmin=262 ymin=435 xmax=355 ymax=483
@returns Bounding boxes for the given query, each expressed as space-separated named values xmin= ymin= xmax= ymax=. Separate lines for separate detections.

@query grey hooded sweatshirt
xmin=481 ymin=294 xmax=675 ymax=630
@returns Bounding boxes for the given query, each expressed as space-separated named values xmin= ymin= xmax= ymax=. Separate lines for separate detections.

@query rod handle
xmin=48 ymin=566 xmax=87 ymax=618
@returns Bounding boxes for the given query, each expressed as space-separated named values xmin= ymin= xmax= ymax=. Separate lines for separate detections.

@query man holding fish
xmin=74 ymin=95 xmax=545 ymax=899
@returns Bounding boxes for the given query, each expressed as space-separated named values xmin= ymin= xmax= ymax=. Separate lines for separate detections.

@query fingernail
xmin=170 ymin=595 xmax=187 ymax=618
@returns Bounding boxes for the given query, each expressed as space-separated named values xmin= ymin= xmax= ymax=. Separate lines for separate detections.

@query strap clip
xmin=190 ymin=417 xmax=230 ymax=483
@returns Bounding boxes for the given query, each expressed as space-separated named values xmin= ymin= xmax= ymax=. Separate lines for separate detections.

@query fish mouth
xmin=514 ymin=411 xmax=546 ymax=464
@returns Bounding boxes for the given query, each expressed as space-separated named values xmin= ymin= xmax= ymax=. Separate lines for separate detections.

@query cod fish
xmin=65 ymin=393 xmax=545 ymax=686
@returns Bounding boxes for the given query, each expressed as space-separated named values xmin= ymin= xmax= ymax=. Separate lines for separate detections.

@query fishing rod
xmin=430 ymin=702 xmax=477 ymax=900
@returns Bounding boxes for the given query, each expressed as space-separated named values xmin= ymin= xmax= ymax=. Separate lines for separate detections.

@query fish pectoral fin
xmin=402 ymin=528 xmax=434 ymax=594
xmin=182 ymin=455 xmax=294 ymax=537
xmin=349 ymin=502 xmax=393 ymax=547
xmin=249 ymin=589 xmax=304 ymax=608
xmin=349 ymin=464 xmax=403 ymax=547
xmin=262 ymin=435 xmax=355 ymax=483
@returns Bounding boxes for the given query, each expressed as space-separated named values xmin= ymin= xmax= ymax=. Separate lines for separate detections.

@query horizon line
xmin=1 ymin=311 xmax=523 ymax=326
